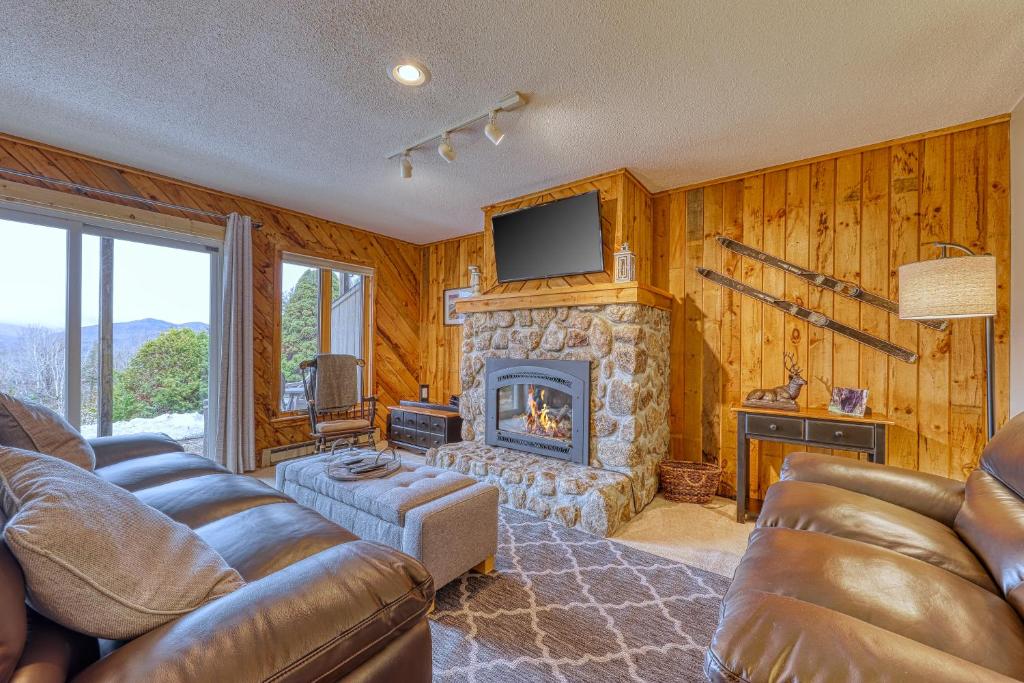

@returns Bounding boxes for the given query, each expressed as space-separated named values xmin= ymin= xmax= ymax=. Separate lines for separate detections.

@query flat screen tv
xmin=492 ymin=191 xmax=603 ymax=283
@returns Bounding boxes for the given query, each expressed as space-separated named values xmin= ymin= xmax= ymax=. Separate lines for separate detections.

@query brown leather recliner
xmin=707 ymin=412 xmax=1024 ymax=682
xmin=0 ymin=433 xmax=434 ymax=682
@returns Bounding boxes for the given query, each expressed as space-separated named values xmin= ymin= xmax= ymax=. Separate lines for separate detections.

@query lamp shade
xmin=898 ymin=255 xmax=996 ymax=320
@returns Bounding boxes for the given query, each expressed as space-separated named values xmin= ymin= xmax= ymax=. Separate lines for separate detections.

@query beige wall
xmin=1013 ymin=97 xmax=1024 ymax=417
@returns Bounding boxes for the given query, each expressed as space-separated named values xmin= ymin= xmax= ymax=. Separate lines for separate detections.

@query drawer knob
xmin=768 ymin=423 xmax=778 ymax=431
xmin=834 ymin=430 xmax=844 ymax=438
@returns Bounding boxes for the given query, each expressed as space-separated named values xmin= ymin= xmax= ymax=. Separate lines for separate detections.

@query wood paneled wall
xmin=654 ymin=119 xmax=1011 ymax=500
xmin=420 ymin=117 xmax=1012 ymax=502
xmin=0 ymin=134 xmax=422 ymax=463
xmin=420 ymin=234 xmax=484 ymax=403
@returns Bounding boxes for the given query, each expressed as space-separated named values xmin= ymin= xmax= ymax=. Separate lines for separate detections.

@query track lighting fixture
xmin=387 ymin=92 xmax=526 ymax=177
xmin=484 ymin=110 xmax=504 ymax=145
xmin=438 ymin=132 xmax=456 ymax=162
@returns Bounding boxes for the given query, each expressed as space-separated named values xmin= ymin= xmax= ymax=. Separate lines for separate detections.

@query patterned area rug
xmin=430 ymin=507 xmax=731 ymax=682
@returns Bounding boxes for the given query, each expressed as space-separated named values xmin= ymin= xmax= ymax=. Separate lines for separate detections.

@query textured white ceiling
xmin=2 ymin=1 xmax=1023 ymax=243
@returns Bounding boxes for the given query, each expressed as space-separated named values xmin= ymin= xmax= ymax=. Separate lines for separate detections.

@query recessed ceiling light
xmin=389 ymin=61 xmax=430 ymax=87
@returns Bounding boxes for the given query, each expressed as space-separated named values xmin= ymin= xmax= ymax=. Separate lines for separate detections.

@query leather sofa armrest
xmin=72 ymin=541 xmax=434 ymax=683
xmin=88 ymin=433 xmax=184 ymax=469
xmin=781 ymin=451 xmax=964 ymax=526
xmin=707 ymin=591 xmax=1018 ymax=682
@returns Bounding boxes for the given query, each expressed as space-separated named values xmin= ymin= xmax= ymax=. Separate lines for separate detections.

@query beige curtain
xmin=215 ymin=214 xmax=255 ymax=473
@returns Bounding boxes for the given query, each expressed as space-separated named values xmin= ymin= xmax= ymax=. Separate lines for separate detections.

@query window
xmin=279 ymin=254 xmax=371 ymax=412
xmin=0 ymin=206 xmax=220 ymax=456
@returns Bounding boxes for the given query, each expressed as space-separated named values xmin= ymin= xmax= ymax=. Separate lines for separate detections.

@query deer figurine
xmin=743 ymin=352 xmax=806 ymax=411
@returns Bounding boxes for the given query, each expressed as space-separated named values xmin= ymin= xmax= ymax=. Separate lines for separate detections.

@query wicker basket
xmin=659 ymin=461 xmax=723 ymax=504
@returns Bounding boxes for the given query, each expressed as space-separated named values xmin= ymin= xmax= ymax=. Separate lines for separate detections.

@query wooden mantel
xmin=453 ymin=281 xmax=674 ymax=313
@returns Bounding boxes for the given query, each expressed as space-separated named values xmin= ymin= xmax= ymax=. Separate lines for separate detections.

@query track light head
xmin=484 ymin=110 xmax=504 ymax=145
xmin=400 ymin=151 xmax=412 ymax=179
xmin=438 ymin=132 xmax=456 ymax=162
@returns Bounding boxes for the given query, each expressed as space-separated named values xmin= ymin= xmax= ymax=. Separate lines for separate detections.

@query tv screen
xmin=492 ymin=191 xmax=604 ymax=283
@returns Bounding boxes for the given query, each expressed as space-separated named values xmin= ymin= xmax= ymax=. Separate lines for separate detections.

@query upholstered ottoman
xmin=276 ymin=454 xmax=499 ymax=587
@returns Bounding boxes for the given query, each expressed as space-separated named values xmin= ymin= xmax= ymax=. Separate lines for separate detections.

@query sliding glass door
xmin=0 ymin=206 xmax=220 ymax=455
xmin=0 ymin=217 xmax=68 ymax=413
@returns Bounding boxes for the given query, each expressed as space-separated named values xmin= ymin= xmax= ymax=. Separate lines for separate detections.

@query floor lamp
xmin=899 ymin=242 xmax=998 ymax=439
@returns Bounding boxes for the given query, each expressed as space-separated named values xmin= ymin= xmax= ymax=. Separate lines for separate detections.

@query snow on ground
xmin=80 ymin=412 xmax=205 ymax=440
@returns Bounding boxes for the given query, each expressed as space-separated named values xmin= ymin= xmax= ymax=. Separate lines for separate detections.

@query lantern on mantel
xmin=614 ymin=242 xmax=636 ymax=283
xmin=468 ymin=265 xmax=481 ymax=295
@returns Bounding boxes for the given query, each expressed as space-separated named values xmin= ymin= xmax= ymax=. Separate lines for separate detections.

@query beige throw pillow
xmin=0 ymin=447 xmax=245 ymax=639
xmin=0 ymin=393 xmax=95 ymax=470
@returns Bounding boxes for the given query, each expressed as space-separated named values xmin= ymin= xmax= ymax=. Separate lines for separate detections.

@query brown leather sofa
xmin=707 ymin=412 xmax=1024 ymax=682
xmin=1 ymin=433 xmax=434 ymax=682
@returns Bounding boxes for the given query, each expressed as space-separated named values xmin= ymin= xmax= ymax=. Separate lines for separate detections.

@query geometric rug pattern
xmin=430 ymin=507 xmax=731 ymax=682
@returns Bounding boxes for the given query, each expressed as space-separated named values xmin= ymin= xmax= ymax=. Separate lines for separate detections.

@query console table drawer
xmin=746 ymin=414 xmax=803 ymax=440
xmin=807 ymin=420 xmax=874 ymax=450
xmin=391 ymin=410 xmax=408 ymax=428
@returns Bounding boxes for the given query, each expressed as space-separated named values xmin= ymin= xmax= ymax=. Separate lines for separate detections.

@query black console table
xmin=734 ymin=406 xmax=893 ymax=523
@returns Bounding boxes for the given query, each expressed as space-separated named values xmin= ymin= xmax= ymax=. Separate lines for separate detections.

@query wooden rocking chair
xmin=299 ymin=356 xmax=377 ymax=453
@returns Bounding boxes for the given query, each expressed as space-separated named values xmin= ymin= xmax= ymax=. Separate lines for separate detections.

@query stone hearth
xmin=426 ymin=302 xmax=670 ymax=536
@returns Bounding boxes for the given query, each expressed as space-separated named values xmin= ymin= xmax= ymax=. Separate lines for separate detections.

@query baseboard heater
xmin=262 ymin=441 xmax=317 ymax=464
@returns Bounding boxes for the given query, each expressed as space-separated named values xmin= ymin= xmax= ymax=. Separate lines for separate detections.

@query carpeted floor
xmin=430 ymin=507 xmax=731 ymax=682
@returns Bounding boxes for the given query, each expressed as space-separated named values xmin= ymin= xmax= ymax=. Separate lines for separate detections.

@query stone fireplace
xmin=485 ymin=358 xmax=590 ymax=464
xmin=426 ymin=301 xmax=670 ymax=536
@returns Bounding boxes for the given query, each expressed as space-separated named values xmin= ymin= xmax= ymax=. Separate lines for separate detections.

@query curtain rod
xmin=0 ymin=166 xmax=262 ymax=228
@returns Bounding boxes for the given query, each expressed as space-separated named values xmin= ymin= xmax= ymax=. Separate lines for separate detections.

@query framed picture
xmin=829 ymin=387 xmax=869 ymax=417
xmin=443 ymin=287 xmax=474 ymax=325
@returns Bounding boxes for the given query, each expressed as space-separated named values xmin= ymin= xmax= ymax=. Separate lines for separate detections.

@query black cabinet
xmin=387 ymin=402 xmax=462 ymax=453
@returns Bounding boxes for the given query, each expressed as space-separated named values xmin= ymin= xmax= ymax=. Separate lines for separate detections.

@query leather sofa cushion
xmin=0 ymin=538 xmax=26 ymax=682
xmin=89 ymin=432 xmax=183 ymax=468
xmin=956 ymin=470 xmax=1024 ymax=616
xmin=979 ymin=411 xmax=1024 ymax=497
xmin=781 ymin=451 xmax=964 ymax=526
xmin=759 ymin=479 xmax=997 ymax=592
xmin=724 ymin=527 xmax=1024 ymax=680
xmin=707 ymin=588 xmax=1022 ymax=683
xmin=134 ymin=473 xmax=290 ymax=528
xmin=69 ymin=541 xmax=433 ymax=683
xmin=12 ymin=610 xmax=99 ymax=682
xmin=95 ymin=451 xmax=227 ymax=492
xmin=0 ymin=392 xmax=95 ymax=470
xmin=196 ymin=502 xmax=358 ymax=581
xmin=0 ymin=447 xmax=245 ymax=640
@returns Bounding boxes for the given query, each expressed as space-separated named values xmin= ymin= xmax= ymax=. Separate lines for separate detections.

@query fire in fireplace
xmin=485 ymin=358 xmax=590 ymax=464
xmin=498 ymin=384 xmax=573 ymax=441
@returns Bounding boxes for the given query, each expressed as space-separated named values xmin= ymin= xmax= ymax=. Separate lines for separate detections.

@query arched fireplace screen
xmin=484 ymin=358 xmax=590 ymax=465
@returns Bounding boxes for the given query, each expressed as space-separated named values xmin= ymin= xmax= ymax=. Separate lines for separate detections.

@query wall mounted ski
xmin=716 ymin=236 xmax=947 ymax=332
xmin=697 ymin=267 xmax=919 ymax=364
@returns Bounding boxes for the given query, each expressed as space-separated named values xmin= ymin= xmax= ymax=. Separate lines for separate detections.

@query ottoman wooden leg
xmin=472 ymin=555 xmax=495 ymax=574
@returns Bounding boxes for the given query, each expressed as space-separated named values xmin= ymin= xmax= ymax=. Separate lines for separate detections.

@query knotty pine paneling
xmin=415 ymin=118 xmax=1010 ymax=503
xmin=420 ymin=234 xmax=484 ymax=403
xmin=0 ymin=133 xmax=421 ymax=464
xmin=654 ymin=120 xmax=1011 ymax=501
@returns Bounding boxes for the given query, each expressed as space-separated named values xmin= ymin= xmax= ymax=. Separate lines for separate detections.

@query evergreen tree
xmin=113 ymin=328 xmax=209 ymax=420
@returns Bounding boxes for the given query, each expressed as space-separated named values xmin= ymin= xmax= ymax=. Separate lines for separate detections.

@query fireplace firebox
xmin=484 ymin=358 xmax=590 ymax=464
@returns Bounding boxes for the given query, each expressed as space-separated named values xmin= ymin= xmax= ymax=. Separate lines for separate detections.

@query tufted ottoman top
xmin=278 ymin=454 xmax=475 ymax=525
